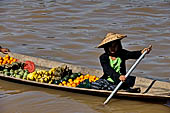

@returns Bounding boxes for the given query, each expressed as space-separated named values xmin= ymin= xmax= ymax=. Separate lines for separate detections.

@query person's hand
xmin=119 ymin=75 xmax=126 ymax=82
xmin=0 ymin=48 xmax=10 ymax=54
xmin=141 ymin=45 xmax=152 ymax=54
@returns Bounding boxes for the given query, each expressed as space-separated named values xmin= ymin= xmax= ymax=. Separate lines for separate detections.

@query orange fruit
xmin=67 ymin=83 xmax=71 ymax=86
xmin=68 ymin=84 xmax=72 ymax=87
xmin=5 ymin=54 xmax=9 ymax=58
xmin=69 ymin=81 xmax=73 ymax=84
xmin=7 ymin=60 xmax=10 ymax=64
xmin=68 ymin=79 xmax=72 ymax=83
xmin=76 ymin=77 xmax=80 ymax=80
xmin=85 ymin=74 xmax=90 ymax=77
xmin=96 ymin=77 xmax=99 ymax=80
xmin=72 ymin=83 xmax=76 ymax=87
xmin=3 ymin=57 xmax=8 ymax=61
xmin=93 ymin=76 xmax=96 ymax=79
xmin=62 ymin=81 xmax=66 ymax=85
xmin=3 ymin=60 xmax=6 ymax=64
xmin=74 ymin=80 xmax=80 ymax=84
xmin=59 ymin=83 xmax=62 ymax=86
xmin=89 ymin=79 xmax=92 ymax=82
xmin=77 ymin=81 xmax=80 ymax=85
xmin=80 ymin=79 xmax=84 ymax=82
xmin=0 ymin=60 xmax=2 ymax=63
xmin=80 ymin=75 xmax=84 ymax=79
xmin=10 ymin=57 xmax=14 ymax=61
xmin=13 ymin=59 xmax=17 ymax=62
xmin=84 ymin=75 xmax=89 ymax=79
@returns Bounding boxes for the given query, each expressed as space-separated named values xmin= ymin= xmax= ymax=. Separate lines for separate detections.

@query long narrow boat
xmin=0 ymin=52 xmax=170 ymax=102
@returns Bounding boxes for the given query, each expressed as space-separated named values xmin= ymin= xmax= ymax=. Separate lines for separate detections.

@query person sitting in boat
xmin=97 ymin=33 xmax=152 ymax=90
xmin=0 ymin=46 xmax=10 ymax=54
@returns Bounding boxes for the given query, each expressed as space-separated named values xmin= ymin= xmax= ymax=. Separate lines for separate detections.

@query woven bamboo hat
xmin=97 ymin=33 xmax=127 ymax=48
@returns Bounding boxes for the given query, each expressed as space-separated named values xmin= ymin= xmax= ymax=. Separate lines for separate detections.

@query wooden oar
xmin=104 ymin=50 xmax=148 ymax=105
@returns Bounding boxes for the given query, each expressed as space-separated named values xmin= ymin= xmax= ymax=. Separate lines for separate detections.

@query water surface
xmin=0 ymin=0 xmax=170 ymax=113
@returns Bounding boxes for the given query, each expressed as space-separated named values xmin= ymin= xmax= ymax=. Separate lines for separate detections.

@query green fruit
xmin=63 ymin=76 xmax=69 ymax=81
xmin=3 ymin=69 xmax=8 ymax=72
xmin=18 ymin=69 xmax=23 ymax=72
xmin=10 ymin=71 xmax=14 ymax=76
xmin=59 ymin=79 xmax=63 ymax=83
xmin=4 ymin=72 xmax=10 ymax=76
xmin=19 ymin=71 xmax=24 ymax=76
xmin=23 ymin=72 xmax=28 ymax=79
xmin=24 ymin=70 xmax=28 ymax=73
xmin=10 ymin=69 xmax=14 ymax=72
xmin=14 ymin=70 xmax=18 ymax=74
xmin=54 ymin=80 xmax=60 ymax=85
xmin=13 ymin=74 xmax=16 ymax=77
xmin=70 ymin=73 xmax=78 ymax=79
xmin=15 ymin=75 xmax=21 ymax=79
xmin=77 ymin=72 xmax=82 ymax=77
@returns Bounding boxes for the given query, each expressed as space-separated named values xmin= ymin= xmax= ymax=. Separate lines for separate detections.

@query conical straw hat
xmin=97 ymin=33 xmax=127 ymax=48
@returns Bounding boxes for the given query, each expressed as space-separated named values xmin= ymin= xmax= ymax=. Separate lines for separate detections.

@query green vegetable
xmin=19 ymin=71 xmax=24 ymax=76
xmin=13 ymin=74 xmax=16 ymax=77
xmin=63 ymin=75 xmax=69 ymax=81
xmin=3 ymin=69 xmax=8 ymax=72
xmin=54 ymin=80 xmax=60 ymax=85
xmin=10 ymin=69 xmax=14 ymax=72
xmin=23 ymin=72 xmax=28 ymax=79
xmin=70 ymin=73 xmax=78 ymax=79
xmin=14 ymin=70 xmax=18 ymax=74
xmin=15 ymin=75 xmax=21 ymax=79
xmin=4 ymin=72 xmax=10 ymax=76
xmin=10 ymin=71 xmax=14 ymax=76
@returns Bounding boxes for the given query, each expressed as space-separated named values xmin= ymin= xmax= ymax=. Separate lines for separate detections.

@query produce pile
xmin=27 ymin=65 xmax=100 ymax=88
xmin=0 ymin=55 xmax=17 ymax=65
xmin=0 ymin=55 xmax=116 ymax=91
xmin=0 ymin=61 xmax=29 ymax=79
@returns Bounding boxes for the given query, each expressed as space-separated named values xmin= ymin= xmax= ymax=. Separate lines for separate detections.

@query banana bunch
xmin=27 ymin=70 xmax=55 ymax=84
xmin=27 ymin=64 xmax=72 ymax=84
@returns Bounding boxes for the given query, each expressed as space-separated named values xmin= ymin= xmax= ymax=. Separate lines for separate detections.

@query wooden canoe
xmin=0 ymin=52 xmax=170 ymax=101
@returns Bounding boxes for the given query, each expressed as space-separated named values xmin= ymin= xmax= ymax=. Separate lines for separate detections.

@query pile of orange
xmin=58 ymin=74 xmax=99 ymax=87
xmin=0 ymin=55 xmax=17 ymax=65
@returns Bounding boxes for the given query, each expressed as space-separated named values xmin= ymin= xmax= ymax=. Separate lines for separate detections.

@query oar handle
xmin=104 ymin=50 xmax=148 ymax=105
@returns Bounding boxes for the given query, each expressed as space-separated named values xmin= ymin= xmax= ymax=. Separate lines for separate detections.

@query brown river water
xmin=0 ymin=0 xmax=170 ymax=113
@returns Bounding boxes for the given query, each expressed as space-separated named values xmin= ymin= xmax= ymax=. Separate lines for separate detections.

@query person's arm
xmin=0 ymin=46 xmax=10 ymax=54
xmin=123 ymin=49 xmax=142 ymax=60
xmin=99 ymin=54 xmax=120 ymax=80
xmin=120 ymin=45 xmax=152 ymax=81
xmin=123 ymin=45 xmax=152 ymax=60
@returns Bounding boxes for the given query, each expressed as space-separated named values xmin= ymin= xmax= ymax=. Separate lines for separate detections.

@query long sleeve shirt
xmin=99 ymin=49 xmax=142 ymax=84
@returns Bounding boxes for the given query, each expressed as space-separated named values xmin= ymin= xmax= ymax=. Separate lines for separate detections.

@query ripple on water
xmin=0 ymin=91 xmax=99 ymax=113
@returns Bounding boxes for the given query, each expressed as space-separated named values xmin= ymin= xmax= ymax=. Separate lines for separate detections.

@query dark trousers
xmin=101 ymin=75 xmax=136 ymax=89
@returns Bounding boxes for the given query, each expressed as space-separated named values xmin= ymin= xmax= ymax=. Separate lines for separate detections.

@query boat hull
xmin=0 ymin=52 xmax=169 ymax=101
